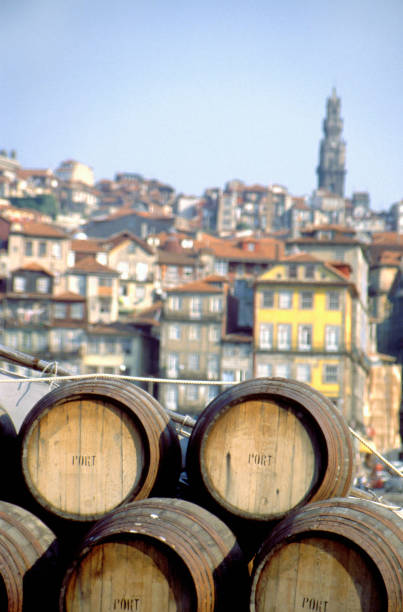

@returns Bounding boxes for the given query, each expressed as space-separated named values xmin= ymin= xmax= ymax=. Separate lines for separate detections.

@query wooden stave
xmin=18 ymin=379 xmax=182 ymax=524
xmin=0 ymin=500 xmax=60 ymax=612
xmin=250 ymin=497 xmax=403 ymax=612
xmin=59 ymin=497 xmax=250 ymax=611
xmin=186 ymin=378 xmax=355 ymax=522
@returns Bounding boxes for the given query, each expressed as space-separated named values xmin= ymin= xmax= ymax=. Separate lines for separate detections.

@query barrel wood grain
xmin=19 ymin=380 xmax=182 ymax=523
xmin=187 ymin=378 xmax=354 ymax=522
xmin=0 ymin=500 xmax=59 ymax=611
xmin=24 ymin=398 xmax=143 ymax=518
xmin=203 ymin=398 xmax=317 ymax=516
xmin=60 ymin=498 xmax=250 ymax=611
xmin=250 ymin=498 xmax=403 ymax=612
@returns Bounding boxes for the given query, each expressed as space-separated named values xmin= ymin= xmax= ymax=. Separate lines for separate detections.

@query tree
xmin=10 ymin=194 xmax=60 ymax=219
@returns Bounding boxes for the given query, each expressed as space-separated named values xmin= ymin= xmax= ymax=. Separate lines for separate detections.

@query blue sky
xmin=1 ymin=0 xmax=402 ymax=210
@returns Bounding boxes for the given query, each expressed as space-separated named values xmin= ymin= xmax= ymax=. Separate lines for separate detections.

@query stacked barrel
xmin=0 ymin=377 xmax=401 ymax=610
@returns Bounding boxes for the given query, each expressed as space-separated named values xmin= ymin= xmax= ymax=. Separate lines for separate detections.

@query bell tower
xmin=316 ymin=88 xmax=346 ymax=197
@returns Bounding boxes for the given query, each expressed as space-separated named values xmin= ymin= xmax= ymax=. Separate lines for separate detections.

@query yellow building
xmin=254 ymin=253 xmax=369 ymax=427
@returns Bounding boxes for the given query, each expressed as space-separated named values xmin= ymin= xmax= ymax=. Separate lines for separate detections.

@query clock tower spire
xmin=316 ymin=88 xmax=346 ymax=197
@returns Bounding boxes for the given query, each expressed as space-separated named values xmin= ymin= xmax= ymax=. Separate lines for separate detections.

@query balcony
xmin=164 ymin=310 xmax=222 ymax=322
xmin=255 ymin=341 xmax=348 ymax=354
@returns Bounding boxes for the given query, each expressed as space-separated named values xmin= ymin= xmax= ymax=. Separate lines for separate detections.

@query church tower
xmin=316 ymin=88 xmax=346 ymax=197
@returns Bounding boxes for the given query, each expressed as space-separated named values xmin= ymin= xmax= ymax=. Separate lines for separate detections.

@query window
xmin=190 ymin=297 xmax=202 ymax=318
xmin=261 ymin=290 xmax=274 ymax=308
xmin=325 ymin=325 xmax=340 ymax=351
xmin=6 ymin=331 xmax=18 ymax=348
xmin=169 ymin=324 xmax=181 ymax=340
xmin=278 ymin=324 xmax=292 ymax=350
xmin=210 ymin=296 xmax=222 ymax=313
xmin=103 ymin=367 xmax=115 ymax=375
xmin=259 ymin=323 xmax=273 ymax=349
xmin=104 ymin=338 xmax=116 ymax=354
xmin=206 ymin=385 xmax=219 ymax=403
xmin=88 ymin=338 xmax=100 ymax=353
xmin=278 ymin=290 xmax=292 ymax=309
xmin=166 ymin=385 xmax=178 ymax=410
xmin=239 ymin=344 xmax=251 ymax=358
xmin=296 ymin=363 xmax=311 ymax=382
xmin=323 ymin=364 xmax=339 ymax=383
xmin=134 ymin=285 xmax=145 ymax=301
xmin=183 ymin=266 xmax=193 ymax=280
xmin=305 ymin=264 xmax=315 ymax=279
xmin=99 ymin=299 xmax=110 ymax=314
xmin=13 ymin=276 xmax=26 ymax=292
xmin=25 ymin=241 xmax=33 ymax=256
xmin=86 ymin=366 xmax=99 ymax=374
xmin=71 ymin=302 xmax=84 ymax=320
xmin=298 ymin=325 xmax=312 ymax=351
xmin=52 ymin=243 xmax=62 ymax=258
xmin=53 ymin=302 xmax=67 ymax=319
xmin=189 ymin=325 xmax=200 ymax=341
xmin=300 ymin=291 xmax=313 ymax=309
xmin=122 ymin=338 xmax=131 ymax=354
xmin=36 ymin=277 xmax=49 ymax=293
xmin=289 ymin=263 xmax=298 ymax=278
xmin=117 ymin=261 xmax=129 ymax=278
xmin=136 ymin=262 xmax=148 ymax=282
xmin=207 ymin=354 xmax=219 ymax=379
xmin=169 ymin=295 xmax=182 ymax=310
xmin=214 ymin=261 xmax=228 ymax=275
xmin=99 ymin=277 xmax=112 ymax=287
xmin=38 ymin=241 xmax=47 ymax=257
xmin=167 ymin=353 xmax=179 ymax=377
xmin=76 ymin=275 xmax=86 ymax=296
xmin=96 ymin=252 xmax=108 ymax=265
xmin=275 ymin=363 xmax=290 ymax=378
xmin=166 ymin=265 xmax=179 ymax=282
xmin=327 ymin=291 xmax=340 ymax=310
xmin=187 ymin=385 xmax=199 ymax=401
xmin=209 ymin=325 xmax=220 ymax=342
xmin=222 ymin=370 xmax=235 ymax=382
xmin=256 ymin=363 xmax=272 ymax=377
xmin=188 ymin=353 xmax=200 ymax=371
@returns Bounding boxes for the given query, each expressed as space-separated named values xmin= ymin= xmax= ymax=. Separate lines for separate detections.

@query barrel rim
xmin=18 ymin=380 xmax=181 ymax=522
xmin=186 ymin=378 xmax=354 ymax=521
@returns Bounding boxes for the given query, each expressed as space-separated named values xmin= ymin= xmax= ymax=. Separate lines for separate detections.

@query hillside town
xmin=0 ymin=89 xmax=402 ymax=460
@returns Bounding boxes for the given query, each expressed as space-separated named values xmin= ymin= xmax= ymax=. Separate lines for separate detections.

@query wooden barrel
xmin=0 ymin=500 xmax=60 ymax=611
xmin=59 ymin=497 xmax=250 ymax=611
xmin=186 ymin=378 xmax=354 ymax=522
xmin=250 ymin=497 xmax=403 ymax=612
xmin=18 ymin=379 xmax=182 ymax=524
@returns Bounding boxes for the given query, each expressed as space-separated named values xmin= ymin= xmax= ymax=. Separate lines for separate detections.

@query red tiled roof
xmin=12 ymin=221 xmax=68 ymax=238
xmin=68 ymin=256 xmax=118 ymax=274
xmin=371 ymin=232 xmax=403 ymax=246
xmin=281 ymin=253 xmax=320 ymax=263
xmin=101 ymin=231 xmax=154 ymax=254
xmin=14 ymin=262 xmax=53 ymax=275
xmin=71 ymin=238 xmax=102 ymax=252
xmin=157 ymin=251 xmax=197 ymax=265
xmin=169 ymin=279 xmax=223 ymax=294
xmin=18 ymin=169 xmax=54 ymax=178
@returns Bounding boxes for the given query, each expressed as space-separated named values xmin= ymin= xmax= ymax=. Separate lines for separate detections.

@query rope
xmin=349 ymin=426 xmax=403 ymax=479
xmin=0 ymin=371 xmax=237 ymax=386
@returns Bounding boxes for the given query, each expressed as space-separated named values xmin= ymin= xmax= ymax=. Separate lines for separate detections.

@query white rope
xmin=0 ymin=370 xmax=237 ymax=386
xmin=349 ymin=426 xmax=403 ymax=479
